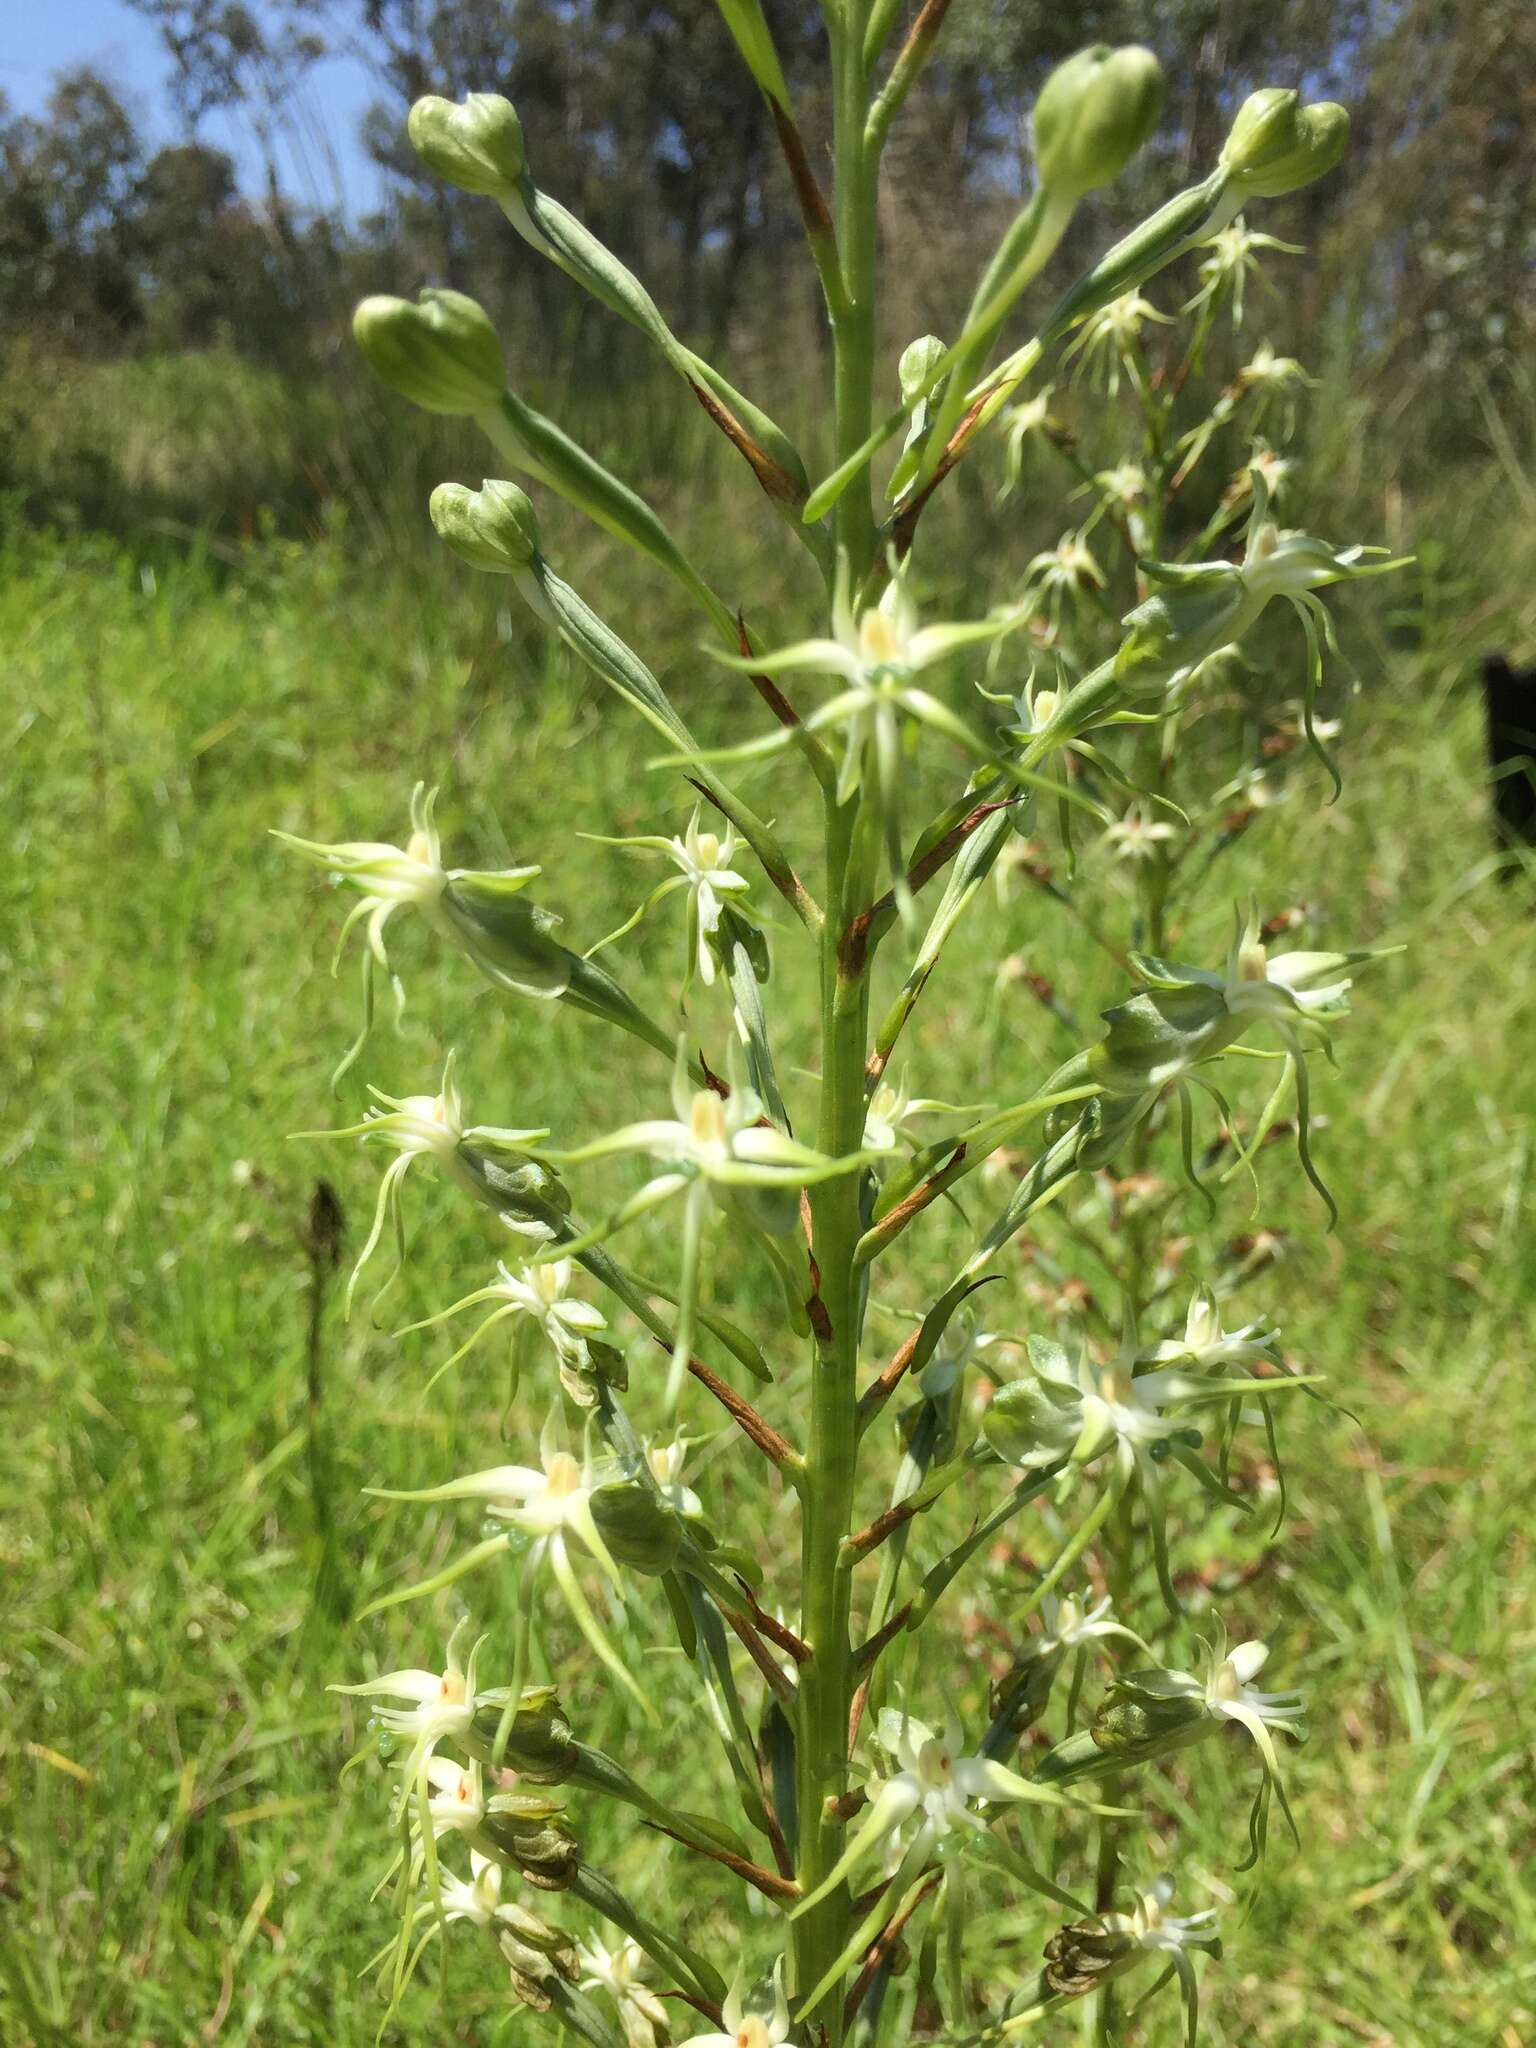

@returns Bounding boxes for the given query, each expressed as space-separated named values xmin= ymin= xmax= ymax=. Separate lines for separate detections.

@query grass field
xmin=3 ymin=420 xmax=1534 ymax=2048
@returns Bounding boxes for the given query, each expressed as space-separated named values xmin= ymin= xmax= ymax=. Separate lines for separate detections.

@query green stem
xmin=790 ymin=18 xmax=883 ymax=1997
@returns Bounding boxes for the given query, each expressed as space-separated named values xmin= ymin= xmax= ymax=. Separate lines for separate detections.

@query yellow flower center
xmin=736 ymin=2021 xmax=771 ymax=2048
xmin=440 ymin=1673 xmax=466 ymax=1703
xmin=694 ymin=831 xmax=721 ymax=869
xmin=544 ymin=1452 xmax=583 ymax=1497
xmin=406 ymin=830 xmax=435 ymax=865
xmin=1237 ymin=942 xmax=1269 ymax=983
xmin=689 ymin=1091 xmax=727 ymax=1149
xmin=858 ymin=609 xmax=905 ymax=669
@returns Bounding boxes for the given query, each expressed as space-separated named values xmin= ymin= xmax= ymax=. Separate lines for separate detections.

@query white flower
xmin=299 ymin=1053 xmax=547 ymax=1314
xmin=402 ymin=1255 xmax=608 ymax=1388
xmin=999 ymin=384 xmax=1057 ymax=496
xmin=1063 ymin=290 xmax=1172 ymax=393
xmin=578 ymin=1936 xmax=671 ymax=2048
xmin=645 ymin=1436 xmax=703 ymax=1517
xmin=1035 ymin=1591 xmax=1145 ymax=1659
xmin=586 ymin=807 xmax=752 ymax=988
xmin=697 ymin=567 xmax=1024 ymax=910
xmin=368 ymin=1423 xmax=655 ymax=1719
xmin=1145 ymin=1287 xmax=1278 ymax=1373
xmin=862 ymin=1075 xmax=980 ymax=1157
xmin=275 ymin=783 xmax=539 ymax=1080
xmin=1185 ymin=219 xmax=1302 ymax=326
xmin=330 ymin=1618 xmax=484 ymax=1791
xmin=1102 ymin=807 xmax=1176 ymax=862
xmin=544 ymin=1045 xmax=869 ymax=1405
xmin=676 ymin=1967 xmax=792 ymax=2048
xmin=1029 ymin=1876 xmax=1221 ymax=2042
xmin=1021 ymin=531 xmax=1106 ymax=637
xmin=793 ymin=1708 xmax=1072 ymax=1921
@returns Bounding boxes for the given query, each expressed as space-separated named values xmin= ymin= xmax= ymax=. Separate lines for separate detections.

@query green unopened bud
xmin=588 ymin=1481 xmax=682 ymax=1576
xmin=469 ymin=1684 xmax=578 ymax=1781
xmin=1033 ymin=45 xmax=1164 ymax=200
xmin=353 ymin=288 xmax=505 ymax=415
xmin=1220 ymin=89 xmax=1349 ymax=198
xmin=430 ymin=478 xmax=542 ymax=572
xmin=408 ymin=92 xmax=525 ymax=196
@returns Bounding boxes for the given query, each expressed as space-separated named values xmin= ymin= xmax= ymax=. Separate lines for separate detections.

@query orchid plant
xmin=282 ymin=24 xmax=1406 ymax=2047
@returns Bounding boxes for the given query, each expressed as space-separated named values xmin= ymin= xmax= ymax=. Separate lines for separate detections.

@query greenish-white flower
xmin=402 ymin=1255 xmax=608 ymax=1392
xmin=275 ymin=784 xmax=540 ymax=1081
xmin=1144 ymin=1286 xmax=1278 ymax=1373
xmin=693 ymin=567 xmax=1024 ymax=912
xmin=793 ymin=1707 xmax=1076 ymax=1922
xmin=331 ymin=1618 xmax=485 ymax=1791
xmin=585 ymin=807 xmax=752 ymax=989
xmin=676 ymin=1968 xmax=791 ymax=2048
xmin=1184 ymin=219 xmax=1302 ymax=326
xmin=542 ymin=1045 xmax=871 ymax=1405
xmin=1062 ymin=289 xmax=1171 ymax=394
xmin=578 ymin=1935 xmax=671 ymax=2048
xmin=297 ymin=1054 xmax=547 ymax=1314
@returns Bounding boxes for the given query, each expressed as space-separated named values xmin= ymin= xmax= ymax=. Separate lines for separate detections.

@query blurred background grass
xmin=3 ymin=1 xmax=1535 ymax=2043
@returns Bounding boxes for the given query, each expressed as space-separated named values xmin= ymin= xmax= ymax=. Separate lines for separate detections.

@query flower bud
xmin=587 ymin=1480 xmax=683 ymax=1576
xmin=1032 ymin=45 xmax=1164 ymax=200
xmin=430 ymin=478 xmax=542 ymax=573
xmin=353 ymin=288 xmax=505 ymax=416
xmin=408 ymin=91 xmax=525 ymax=197
xmin=1220 ymin=89 xmax=1349 ymax=198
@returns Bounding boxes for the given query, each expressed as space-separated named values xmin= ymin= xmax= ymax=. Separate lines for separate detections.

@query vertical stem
xmin=793 ymin=17 xmax=880 ymax=2025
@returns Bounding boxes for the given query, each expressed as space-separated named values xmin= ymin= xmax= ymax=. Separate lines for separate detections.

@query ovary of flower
xmin=299 ymin=1053 xmax=547 ymax=1315
xmin=330 ymin=1618 xmax=484 ymax=1790
xmin=676 ymin=1969 xmax=792 ymax=2048
xmin=578 ymin=1936 xmax=671 ymax=2046
xmin=794 ymin=1709 xmax=1070 ymax=1917
xmin=1103 ymin=807 xmax=1176 ymax=862
xmin=402 ymin=1255 xmax=608 ymax=1389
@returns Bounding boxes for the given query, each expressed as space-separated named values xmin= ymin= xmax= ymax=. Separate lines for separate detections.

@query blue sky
xmin=1 ymin=1 xmax=387 ymax=214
